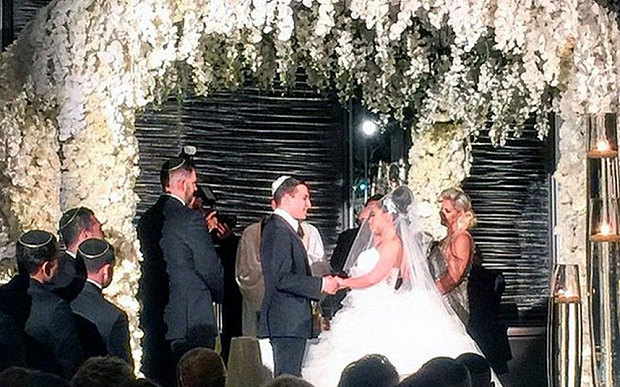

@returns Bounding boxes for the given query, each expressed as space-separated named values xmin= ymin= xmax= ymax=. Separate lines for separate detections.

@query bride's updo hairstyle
xmin=381 ymin=186 xmax=413 ymax=219
xmin=440 ymin=187 xmax=477 ymax=229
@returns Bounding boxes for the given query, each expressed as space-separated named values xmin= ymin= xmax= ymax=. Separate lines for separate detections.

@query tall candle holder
xmin=547 ymin=264 xmax=582 ymax=387
xmin=586 ymin=112 xmax=620 ymax=386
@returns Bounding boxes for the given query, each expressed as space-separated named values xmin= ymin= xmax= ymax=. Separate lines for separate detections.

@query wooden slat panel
xmin=463 ymin=123 xmax=553 ymax=326
xmin=134 ymin=79 xmax=348 ymax=252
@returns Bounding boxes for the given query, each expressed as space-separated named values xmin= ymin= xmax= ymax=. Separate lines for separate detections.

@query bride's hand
xmin=335 ymin=276 xmax=348 ymax=290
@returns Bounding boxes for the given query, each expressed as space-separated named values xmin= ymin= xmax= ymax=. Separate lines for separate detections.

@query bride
xmin=301 ymin=186 xmax=500 ymax=386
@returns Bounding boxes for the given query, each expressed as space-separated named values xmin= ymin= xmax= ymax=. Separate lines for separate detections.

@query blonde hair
xmin=440 ymin=187 xmax=477 ymax=229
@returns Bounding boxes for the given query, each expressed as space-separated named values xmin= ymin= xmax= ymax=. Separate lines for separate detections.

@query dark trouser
xmin=270 ymin=337 xmax=306 ymax=377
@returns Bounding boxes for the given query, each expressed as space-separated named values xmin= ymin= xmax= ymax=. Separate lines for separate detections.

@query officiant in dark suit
xmin=138 ymin=156 xmax=224 ymax=386
xmin=259 ymin=176 xmax=338 ymax=377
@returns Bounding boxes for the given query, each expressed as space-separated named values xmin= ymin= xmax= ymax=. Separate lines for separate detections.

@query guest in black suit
xmin=139 ymin=156 xmax=224 ymax=378
xmin=0 ymin=273 xmax=31 ymax=372
xmin=137 ymin=177 xmax=175 ymax=385
xmin=259 ymin=176 xmax=339 ymax=377
xmin=18 ymin=230 xmax=83 ymax=379
xmin=52 ymin=207 xmax=104 ymax=302
xmin=71 ymin=239 xmax=133 ymax=367
xmin=329 ymin=194 xmax=383 ymax=275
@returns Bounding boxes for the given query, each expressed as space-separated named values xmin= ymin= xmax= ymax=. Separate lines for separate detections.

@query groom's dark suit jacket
xmin=258 ymin=214 xmax=322 ymax=339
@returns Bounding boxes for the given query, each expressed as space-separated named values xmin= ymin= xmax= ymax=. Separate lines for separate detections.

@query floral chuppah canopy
xmin=0 ymin=0 xmax=617 ymax=380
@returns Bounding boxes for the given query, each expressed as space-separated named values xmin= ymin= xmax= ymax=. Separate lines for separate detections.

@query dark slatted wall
xmin=134 ymin=79 xmax=348 ymax=251
xmin=12 ymin=0 xmax=50 ymax=35
xmin=463 ymin=122 xmax=554 ymax=326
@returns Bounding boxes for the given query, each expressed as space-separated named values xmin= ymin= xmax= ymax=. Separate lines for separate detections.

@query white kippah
xmin=271 ymin=175 xmax=291 ymax=197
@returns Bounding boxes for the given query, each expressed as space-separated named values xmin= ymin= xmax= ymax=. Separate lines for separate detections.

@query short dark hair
xmin=365 ymin=194 xmax=383 ymax=206
xmin=273 ymin=177 xmax=308 ymax=205
xmin=338 ymin=354 xmax=398 ymax=387
xmin=71 ymin=356 xmax=134 ymax=387
xmin=456 ymin=352 xmax=492 ymax=386
xmin=77 ymin=239 xmax=115 ymax=274
xmin=262 ymin=374 xmax=314 ymax=387
xmin=16 ymin=230 xmax=58 ymax=275
xmin=58 ymin=207 xmax=96 ymax=247
xmin=177 ymin=348 xmax=226 ymax=387
xmin=0 ymin=366 xmax=69 ymax=387
xmin=415 ymin=356 xmax=472 ymax=387
xmin=160 ymin=157 xmax=196 ymax=190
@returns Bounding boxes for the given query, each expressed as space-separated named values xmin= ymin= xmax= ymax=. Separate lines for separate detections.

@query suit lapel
xmin=271 ymin=215 xmax=311 ymax=274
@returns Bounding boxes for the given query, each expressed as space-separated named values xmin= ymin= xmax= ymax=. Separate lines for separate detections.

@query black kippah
xmin=77 ymin=238 xmax=113 ymax=261
xmin=164 ymin=157 xmax=187 ymax=172
xmin=18 ymin=230 xmax=54 ymax=249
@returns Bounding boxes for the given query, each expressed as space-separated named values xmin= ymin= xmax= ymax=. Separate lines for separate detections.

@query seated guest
xmin=400 ymin=357 xmax=472 ymax=387
xmin=0 ymin=366 xmax=69 ymax=387
xmin=456 ymin=352 xmax=493 ymax=387
xmin=19 ymin=230 xmax=83 ymax=379
xmin=71 ymin=356 xmax=134 ymax=387
xmin=70 ymin=239 xmax=133 ymax=367
xmin=0 ymin=309 xmax=26 ymax=371
xmin=53 ymin=207 xmax=104 ymax=301
xmin=177 ymin=347 xmax=226 ymax=387
xmin=262 ymin=374 xmax=314 ymax=387
xmin=337 ymin=354 xmax=398 ymax=387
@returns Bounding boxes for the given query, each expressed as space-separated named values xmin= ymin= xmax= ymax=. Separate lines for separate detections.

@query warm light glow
xmin=361 ymin=120 xmax=378 ymax=137
xmin=600 ymin=222 xmax=611 ymax=235
xmin=596 ymin=139 xmax=611 ymax=152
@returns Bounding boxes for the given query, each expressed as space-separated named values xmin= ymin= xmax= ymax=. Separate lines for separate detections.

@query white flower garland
xmin=0 ymin=0 xmax=619 ymax=381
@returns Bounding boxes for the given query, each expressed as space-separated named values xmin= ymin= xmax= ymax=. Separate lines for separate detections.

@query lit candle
xmin=587 ymin=138 xmax=618 ymax=158
xmin=591 ymin=221 xmax=620 ymax=242
xmin=555 ymin=288 xmax=580 ymax=303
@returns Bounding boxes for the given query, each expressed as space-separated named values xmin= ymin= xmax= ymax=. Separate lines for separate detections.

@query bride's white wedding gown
xmin=301 ymin=248 xmax=500 ymax=387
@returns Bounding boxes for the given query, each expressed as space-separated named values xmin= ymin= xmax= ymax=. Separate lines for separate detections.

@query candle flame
xmin=597 ymin=139 xmax=611 ymax=152
xmin=601 ymin=222 xmax=611 ymax=235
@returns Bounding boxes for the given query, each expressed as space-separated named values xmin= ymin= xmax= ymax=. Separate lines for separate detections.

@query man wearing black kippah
xmin=138 ymin=156 xmax=224 ymax=386
xmin=17 ymin=230 xmax=83 ymax=379
xmin=54 ymin=207 xmax=104 ymax=302
xmin=71 ymin=239 xmax=133 ymax=367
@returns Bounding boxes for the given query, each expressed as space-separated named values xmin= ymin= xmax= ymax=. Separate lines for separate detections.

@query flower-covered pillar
xmin=408 ymin=122 xmax=472 ymax=238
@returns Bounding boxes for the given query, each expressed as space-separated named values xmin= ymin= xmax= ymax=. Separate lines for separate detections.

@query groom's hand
xmin=321 ymin=276 xmax=339 ymax=295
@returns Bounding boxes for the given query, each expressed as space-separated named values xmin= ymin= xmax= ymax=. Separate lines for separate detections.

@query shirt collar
xmin=164 ymin=193 xmax=186 ymax=206
xmin=65 ymin=249 xmax=76 ymax=259
xmin=86 ymin=278 xmax=103 ymax=290
xmin=273 ymin=208 xmax=300 ymax=231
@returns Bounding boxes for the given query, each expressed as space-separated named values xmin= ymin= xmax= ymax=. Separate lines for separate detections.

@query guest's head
xmin=16 ymin=230 xmax=59 ymax=283
xmin=0 ymin=366 xmax=69 ymax=386
xmin=271 ymin=176 xmax=311 ymax=220
xmin=160 ymin=157 xmax=197 ymax=204
xmin=410 ymin=356 xmax=472 ymax=387
xmin=439 ymin=187 xmax=476 ymax=230
xmin=337 ymin=354 xmax=399 ymax=387
xmin=262 ymin=374 xmax=314 ymax=387
xmin=177 ymin=347 xmax=226 ymax=387
xmin=77 ymin=238 xmax=115 ymax=288
xmin=58 ymin=207 xmax=104 ymax=253
xmin=71 ymin=356 xmax=134 ymax=387
xmin=456 ymin=353 xmax=492 ymax=387
xmin=357 ymin=194 xmax=383 ymax=224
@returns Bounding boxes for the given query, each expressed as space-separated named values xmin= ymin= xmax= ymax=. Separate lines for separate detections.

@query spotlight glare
xmin=361 ymin=120 xmax=378 ymax=137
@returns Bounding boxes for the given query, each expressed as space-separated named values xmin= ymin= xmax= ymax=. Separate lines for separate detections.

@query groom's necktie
xmin=297 ymin=224 xmax=305 ymax=239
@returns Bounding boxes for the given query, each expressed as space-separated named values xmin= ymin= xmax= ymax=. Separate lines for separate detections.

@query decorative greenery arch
xmin=1 ymin=0 xmax=618 ymax=380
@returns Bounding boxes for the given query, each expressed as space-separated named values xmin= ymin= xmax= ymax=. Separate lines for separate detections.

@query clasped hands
xmin=321 ymin=275 xmax=348 ymax=295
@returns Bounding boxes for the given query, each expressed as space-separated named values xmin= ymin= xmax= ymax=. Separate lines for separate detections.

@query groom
xmin=259 ymin=176 xmax=339 ymax=377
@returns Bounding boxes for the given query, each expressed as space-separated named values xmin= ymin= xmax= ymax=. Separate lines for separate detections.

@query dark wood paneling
xmin=463 ymin=123 xmax=554 ymax=326
xmin=134 ymin=79 xmax=348 ymax=251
